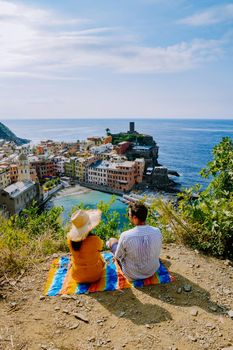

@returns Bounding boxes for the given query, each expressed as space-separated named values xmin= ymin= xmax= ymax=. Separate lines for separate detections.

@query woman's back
xmin=68 ymin=235 xmax=105 ymax=283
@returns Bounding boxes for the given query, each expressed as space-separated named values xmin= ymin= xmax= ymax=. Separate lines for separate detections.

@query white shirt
xmin=115 ymin=225 xmax=162 ymax=280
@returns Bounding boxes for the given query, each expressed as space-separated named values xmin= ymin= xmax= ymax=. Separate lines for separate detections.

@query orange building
xmin=103 ymin=135 xmax=112 ymax=144
xmin=9 ymin=164 xmax=18 ymax=183
xmin=87 ymin=158 xmax=145 ymax=192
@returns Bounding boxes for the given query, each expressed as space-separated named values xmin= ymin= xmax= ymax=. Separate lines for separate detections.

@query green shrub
xmin=156 ymin=137 xmax=233 ymax=259
xmin=0 ymin=204 xmax=66 ymax=276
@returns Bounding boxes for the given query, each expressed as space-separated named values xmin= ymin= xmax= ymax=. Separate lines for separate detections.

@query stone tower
xmin=129 ymin=122 xmax=135 ymax=133
xmin=18 ymin=153 xmax=31 ymax=182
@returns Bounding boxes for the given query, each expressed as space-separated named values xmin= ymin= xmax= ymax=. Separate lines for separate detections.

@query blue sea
xmin=3 ymin=118 xmax=233 ymax=188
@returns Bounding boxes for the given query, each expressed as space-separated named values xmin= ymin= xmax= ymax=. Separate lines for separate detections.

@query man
xmin=108 ymin=202 xmax=162 ymax=281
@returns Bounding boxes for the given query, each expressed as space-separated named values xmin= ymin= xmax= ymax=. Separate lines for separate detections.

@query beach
xmin=54 ymin=184 xmax=92 ymax=199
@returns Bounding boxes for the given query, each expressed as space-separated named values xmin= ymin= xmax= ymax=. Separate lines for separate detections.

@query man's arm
xmin=114 ymin=235 xmax=126 ymax=261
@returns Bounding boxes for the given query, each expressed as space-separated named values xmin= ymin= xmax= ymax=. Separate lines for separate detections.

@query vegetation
xmin=43 ymin=178 xmax=60 ymax=191
xmin=155 ymin=137 xmax=233 ymax=259
xmin=0 ymin=204 xmax=66 ymax=276
xmin=111 ymin=133 xmax=145 ymax=145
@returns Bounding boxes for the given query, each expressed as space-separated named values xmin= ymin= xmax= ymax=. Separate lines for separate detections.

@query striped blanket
xmin=44 ymin=252 xmax=174 ymax=296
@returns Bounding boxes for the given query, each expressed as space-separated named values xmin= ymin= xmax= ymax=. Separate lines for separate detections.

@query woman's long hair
xmin=70 ymin=232 xmax=93 ymax=251
xmin=70 ymin=240 xmax=82 ymax=251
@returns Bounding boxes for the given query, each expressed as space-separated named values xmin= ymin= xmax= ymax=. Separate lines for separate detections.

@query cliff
xmin=0 ymin=244 xmax=232 ymax=349
xmin=0 ymin=122 xmax=30 ymax=145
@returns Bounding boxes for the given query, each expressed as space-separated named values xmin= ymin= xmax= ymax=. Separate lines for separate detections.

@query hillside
xmin=0 ymin=243 xmax=232 ymax=350
xmin=0 ymin=122 xmax=30 ymax=145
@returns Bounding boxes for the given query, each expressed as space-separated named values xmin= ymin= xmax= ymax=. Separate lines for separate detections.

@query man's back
xmin=115 ymin=225 xmax=162 ymax=280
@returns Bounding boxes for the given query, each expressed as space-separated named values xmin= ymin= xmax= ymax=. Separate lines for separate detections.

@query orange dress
xmin=67 ymin=235 xmax=105 ymax=283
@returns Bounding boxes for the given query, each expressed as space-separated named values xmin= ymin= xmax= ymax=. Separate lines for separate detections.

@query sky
xmin=1 ymin=0 xmax=233 ymax=119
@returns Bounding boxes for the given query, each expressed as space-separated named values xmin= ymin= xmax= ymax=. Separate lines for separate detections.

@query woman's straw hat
xmin=67 ymin=209 xmax=102 ymax=242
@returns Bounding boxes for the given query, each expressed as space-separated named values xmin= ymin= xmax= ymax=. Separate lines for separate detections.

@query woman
xmin=67 ymin=209 xmax=105 ymax=283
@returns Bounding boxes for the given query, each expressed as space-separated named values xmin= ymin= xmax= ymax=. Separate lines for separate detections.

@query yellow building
xmin=75 ymin=156 xmax=97 ymax=182
xmin=0 ymin=166 xmax=11 ymax=190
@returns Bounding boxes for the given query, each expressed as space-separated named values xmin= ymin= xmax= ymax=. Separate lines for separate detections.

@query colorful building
xmin=0 ymin=166 xmax=11 ymax=190
xmin=87 ymin=158 xmax=145 ymax=192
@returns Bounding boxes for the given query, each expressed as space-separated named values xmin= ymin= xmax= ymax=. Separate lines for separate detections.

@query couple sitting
xmin=67 ymin=203 xmax=162 ymax=283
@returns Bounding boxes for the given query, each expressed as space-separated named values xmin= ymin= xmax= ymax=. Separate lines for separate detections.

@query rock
xmin=62 ymin=309 xmax=70 ymax=314
xmin=73 ymin=312 xmax=89 ymax=323
xmin=52 ymin=253 xmax=59 ymax=258
xmin=227 ymin=310 xmax=233 ymax=318
xmin=88 ymin=337 xmax=96 ymax=343
xmin=39 ymin=295 xmax=45 ymax=300
xmin=10 ymin=302 xmax=17 ymax=307
xmin=206 ymin=323 xmax=215 ymax=330
xmin=118 ymin=311 xmax=126 ymax=317
xmin=69 ymin=323 xmax=79 ymax=330
xmin=223 ymin=288 xmax=231 ymax=295
xmin=183 ymin=284 xmax=192 ymax=292
xmin=54 ymin=306 xmax=60 ymax=311
xmin=176 ymin=287 xmax=182 ymax=294
xmin=145 ymin=324 xmax=153 ymax=329
xmin=96 ymin=319 xmax=103 ymax=324
xmin=96 ymin=339 xmax=106 ymax=347
xmin=190 ymin=309 xmax=198 ymax=316
xmin=196 ymin=264 xmax=200 ymax=268
xmin=187 ymin=335 xmax=197 ymax=342
xmin=209 ymin=305 xmax=218 ymax=312
xmin=221 ymin=347 xmax=233 ymax=350
xmin=61 ymin=294 xmax=72 ymax=300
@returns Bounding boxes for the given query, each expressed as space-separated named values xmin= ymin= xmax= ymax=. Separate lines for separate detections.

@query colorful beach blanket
xmin=44 ymin=252 xmax=174 ymax=296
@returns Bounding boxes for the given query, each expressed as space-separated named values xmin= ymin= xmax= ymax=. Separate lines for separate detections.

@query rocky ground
xmin=0 ymin=244 xmax=232 ymax=350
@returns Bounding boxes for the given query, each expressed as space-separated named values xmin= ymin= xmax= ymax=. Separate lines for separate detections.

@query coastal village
xmin=0 ymin=122 xmax=177 ymax=217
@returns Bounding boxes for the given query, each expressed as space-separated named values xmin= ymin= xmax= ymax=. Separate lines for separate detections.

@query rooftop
xmin=3 ymin=181 xmax=35 ymax=198
xmin=91 ymin=160 xmax=134 ymax=170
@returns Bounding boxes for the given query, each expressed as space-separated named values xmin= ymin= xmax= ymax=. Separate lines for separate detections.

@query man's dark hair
xmin=129 ymin=202 xmax=148 ymax=222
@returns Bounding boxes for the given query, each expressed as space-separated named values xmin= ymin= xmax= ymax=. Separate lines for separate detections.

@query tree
xmin=177 ymin=137 xmax=233 ymax=258
xmin=200 ymin=137 xmax=233 ymax=197
xmin=155 ymin=137 xmax=233 ymax=258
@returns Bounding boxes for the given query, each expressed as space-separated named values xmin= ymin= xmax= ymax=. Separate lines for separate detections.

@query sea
xmin=3 ymin=118 xmax=233 ymax=188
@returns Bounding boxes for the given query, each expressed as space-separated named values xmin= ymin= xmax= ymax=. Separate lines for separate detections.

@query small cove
xmin=47 ymin=187 xmax=127 ymax=225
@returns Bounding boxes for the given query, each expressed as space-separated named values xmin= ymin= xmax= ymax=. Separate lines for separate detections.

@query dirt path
xmin=0 ymin=244 xmax=232 ymax=350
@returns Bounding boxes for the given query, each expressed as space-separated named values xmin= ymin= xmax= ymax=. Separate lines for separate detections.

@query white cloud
xmin=179 ymin=4 xmax=233 ymax=26
xmin=0 ymin=0 xmax=226 ymax=78
xmin=113 ymin=39 xmax=223 ymax=73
